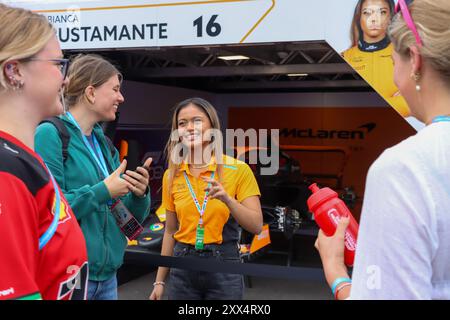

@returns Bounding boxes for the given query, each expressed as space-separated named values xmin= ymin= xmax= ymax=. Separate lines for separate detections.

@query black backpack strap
xmin=103 ymin=136 xmax=117 ymax=174
xmin=105 ymin=136 xmax=116 ymax=158
xmin=40 ymin=118 xmax=117 ymax=171
xmin=40 ymin=117 xmax=70 ymax=162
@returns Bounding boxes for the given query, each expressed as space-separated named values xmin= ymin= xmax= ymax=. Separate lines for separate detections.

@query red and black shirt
xmin=0 ymin=130 xmax=88 ymax=300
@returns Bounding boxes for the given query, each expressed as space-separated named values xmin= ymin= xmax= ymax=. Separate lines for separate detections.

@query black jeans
xmin=168 ymin=242 xmax=244 ymax=300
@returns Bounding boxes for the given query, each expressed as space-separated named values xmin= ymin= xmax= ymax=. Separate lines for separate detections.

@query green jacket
xmin=35 ymin=114 xmax=150 ymax=281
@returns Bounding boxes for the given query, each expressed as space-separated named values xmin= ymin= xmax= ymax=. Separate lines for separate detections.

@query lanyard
xmin=183 ymin=171 xmax=215 ymax=226
xmin=66 ymin=112 xmax=109 ymax=178
xmin=432 ymin=115 xmax=450 ymax=123
xmin=39 ymin=163 xmax=61 ymax=250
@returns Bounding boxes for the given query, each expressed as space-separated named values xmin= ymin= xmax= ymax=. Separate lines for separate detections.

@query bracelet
xmin=153 ymin=281 xmax=165 ymax=287
xmin=331 ymin=277 xmax=352 ymax=297
xmin=334 ymin=282 xmax=352 ymax=300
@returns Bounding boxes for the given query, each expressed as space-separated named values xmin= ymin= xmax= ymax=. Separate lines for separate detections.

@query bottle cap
xmin=307 ymin=183 xmax=337 ymax=212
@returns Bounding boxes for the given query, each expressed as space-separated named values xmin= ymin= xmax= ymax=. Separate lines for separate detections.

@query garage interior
xmin=100 ymin=41 xmax=368 ymax=92
xmin=67 ymin=40 xmax=416 ymax=299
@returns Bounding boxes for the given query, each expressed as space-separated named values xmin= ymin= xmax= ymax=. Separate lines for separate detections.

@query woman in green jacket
xmin=35 ymin=54 xmax=151 ymax=300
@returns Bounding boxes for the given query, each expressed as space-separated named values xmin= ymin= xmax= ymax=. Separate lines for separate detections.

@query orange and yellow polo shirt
xmin=162 ymin=155 xmax=261 ymax=245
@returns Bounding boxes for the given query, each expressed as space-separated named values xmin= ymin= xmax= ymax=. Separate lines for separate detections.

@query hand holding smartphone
xmin=121 ymin=157 xmax=153 ymax=197
xmin=137 ymin=157 xmax=153 ymax=174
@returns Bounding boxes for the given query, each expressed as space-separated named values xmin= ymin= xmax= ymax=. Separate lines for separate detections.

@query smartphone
xmin=136 ymin=159 xmax=151 ymax=174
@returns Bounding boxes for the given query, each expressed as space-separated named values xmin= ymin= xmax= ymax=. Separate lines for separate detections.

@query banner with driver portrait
xmin=7 ymin=0 xmax=422 ymax=129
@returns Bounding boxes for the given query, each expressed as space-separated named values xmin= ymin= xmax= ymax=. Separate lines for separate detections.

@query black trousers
xmin=168 ymin=242 xmax=244 ymax=300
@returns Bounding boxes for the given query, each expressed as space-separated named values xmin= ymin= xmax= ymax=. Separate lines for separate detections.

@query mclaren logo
xmin=280 ymin=123 xmax=376 ymax=140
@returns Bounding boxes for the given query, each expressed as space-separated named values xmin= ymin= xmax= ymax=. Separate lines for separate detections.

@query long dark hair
xmin=349 ymin=0 xmax=395 ymax=47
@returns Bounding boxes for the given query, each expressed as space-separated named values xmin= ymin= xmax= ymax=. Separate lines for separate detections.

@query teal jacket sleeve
xmin=111 ymin=148 xmax=151 ymax=223
xmin=35 ymin=123 xmax=112 ymax=221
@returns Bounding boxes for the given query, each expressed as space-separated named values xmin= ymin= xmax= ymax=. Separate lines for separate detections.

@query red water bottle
xmin=307 ymin=183 xmax=359 ymax=267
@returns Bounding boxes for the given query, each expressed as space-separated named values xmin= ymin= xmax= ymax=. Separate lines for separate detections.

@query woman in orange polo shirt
xmin=149 ymin=97 xmax=263 ymax=300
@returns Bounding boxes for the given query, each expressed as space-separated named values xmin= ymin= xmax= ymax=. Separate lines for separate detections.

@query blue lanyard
xmin=183 ymin=171 xmax=215 ymax=225
xmin=39 ymin=163 xmax=61 ymax=250
xmin=432 ymin=115 xmax=450 ymax=123
xmin=66 ymin=112 xmax=109 ymax=178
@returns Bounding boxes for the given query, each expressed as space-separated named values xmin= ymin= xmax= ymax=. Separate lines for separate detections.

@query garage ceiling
xmin=68 ymin=41 xmax=371 ymax=93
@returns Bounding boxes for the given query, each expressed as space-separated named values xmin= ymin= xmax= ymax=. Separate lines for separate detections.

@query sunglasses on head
xmin=394 ymin=0 xmax=423 ymax=46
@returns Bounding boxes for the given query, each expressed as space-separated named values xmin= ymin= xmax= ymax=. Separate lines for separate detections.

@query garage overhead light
xmin=218 ymin=55 xmax=250 ymax=61
xmin=287 ymin=73 xmax=309 ymax=77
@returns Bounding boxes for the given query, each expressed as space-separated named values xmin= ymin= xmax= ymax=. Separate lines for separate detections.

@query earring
xmin=412 ymin=73 xmax=421 ymax=92
xmin=16 ymin=80 xmax=24 ymax=90
xmin=8 ymin=76 xmax=24 ymax=90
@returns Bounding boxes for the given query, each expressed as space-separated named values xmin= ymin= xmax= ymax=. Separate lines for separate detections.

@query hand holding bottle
xmin=308 ymin=183 xmax=359 ymax=267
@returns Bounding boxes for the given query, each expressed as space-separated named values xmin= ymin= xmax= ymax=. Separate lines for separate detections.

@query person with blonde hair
xmin=35 ymin=54 xmax=152 ymax=300
xmin=316 ymin=0 xmax=450 ymax=299
xmin=149 ymin=97 xmax=263 ymax=300
xmin=0 ymin=4 xmax=88 ymax=300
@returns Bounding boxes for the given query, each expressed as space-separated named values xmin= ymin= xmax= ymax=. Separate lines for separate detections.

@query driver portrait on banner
xmin=342 ymin=0 xmax=410 ymax=117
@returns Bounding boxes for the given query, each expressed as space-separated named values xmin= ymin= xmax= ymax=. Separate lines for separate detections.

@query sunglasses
xmin=394 ymin=0 xmax=423 ymax=46
xmin=23 ymin=58 xmax=70 ymax=80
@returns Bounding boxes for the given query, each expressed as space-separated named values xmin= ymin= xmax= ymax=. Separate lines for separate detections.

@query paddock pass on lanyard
xmin=183 ymin=171 xmax=215 ymax=250
xmin=66 ymin=112 xmax=144 ymax=240
xmin=110 ymin=200 xmax=144 ymax=240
